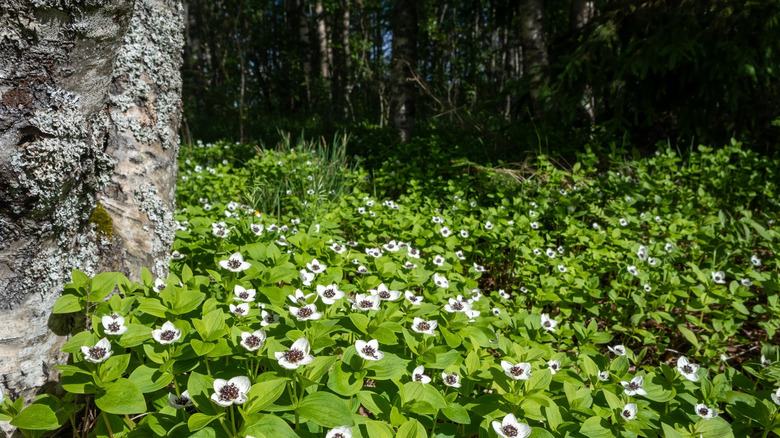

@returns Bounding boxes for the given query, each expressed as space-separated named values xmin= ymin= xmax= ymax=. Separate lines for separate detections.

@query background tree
xmin=0 ymin=0 xmax=183 ymax=408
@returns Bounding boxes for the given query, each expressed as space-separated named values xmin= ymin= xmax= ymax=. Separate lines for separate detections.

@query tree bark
xmin=519 ymin=0 xmax=549 ymax=117
xmin=0 ymin=0 xmax=182 ymax=423
xmin=389 ymin=0 xmax=417 ymax=143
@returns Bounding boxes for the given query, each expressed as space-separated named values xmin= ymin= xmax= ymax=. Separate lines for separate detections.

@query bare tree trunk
xmin=389 ymin=0 xmax=417 ymax=143
xmin=297 ymin=0 xmax=313 ymax=106
xmin=0 ymin=0 xmax=134 ymax=417
xmin=0 ymin=0 xmax=182 ymax=420
xmin=315 ymin=0 xmax=331 ymax=100
xmin=333 ymin=0 xmax=352 ymax=119
xmin=519 ymin=0 xmax=549 ymax=117
xmin=98 ymin=0 xmax=183 ymax=281
xmin=570 ymin=0 xmax=596 ymax=123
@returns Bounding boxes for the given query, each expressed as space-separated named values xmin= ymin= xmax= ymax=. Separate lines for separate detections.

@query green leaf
xmin=128 ymin=365 xmax=174 ymax=393
xmin=244 ymin=379 xmax=287 ymax=414
xmin=441 ymin=403 xmax=470 ymax=424
xmin=193 ymin=309 xmax=226 ymax=342
xmin=364 ymin=420 xmax=396 ymax=438
xmin=52 ymin=294 xmax=82 ymax=314
xmin=94 ymin=378 xmax=146 ymax=414
xmin=137 ymin=297 xmax=170 ymax=318
xmin=296 ymin=392 xmax=353 ymax=427
xmin=98 ymin=354 xmax=130 ymax=383
xmin=349 ymin=313 xmax=369 ymax=334
xmin=89 ymin=272 xmax=125 ymax=301
xmin=118 ymin=323 xmax=153 ymax=348
xmin=10 ymin=404 xmax=60 ymax=430
xmin=578 ymin=416 xmax=614 ymax=438
xmin=244 ymin=414 xmax=298 ymax=438
xmin=181 ymin=264 xmax=193 ymax=284
xmin=396 ymin=418 xmax=426 ymax=438
xmin=677 ymin=324 xmax=700 ymax=348
xmin=327 ymin=361 xmax=364 ymax=396
xmin=188 ymin=413 xmax=223 ymax=432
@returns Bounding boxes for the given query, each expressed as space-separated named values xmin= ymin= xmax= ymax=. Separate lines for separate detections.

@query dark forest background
xmin=180 ymin=0 xmax=780 ymax=160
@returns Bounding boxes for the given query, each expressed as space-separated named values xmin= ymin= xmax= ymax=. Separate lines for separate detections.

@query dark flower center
xmin=628 ymin=381 xmax=640 ymax=390
xmin=238 ymin=292 xmax=249 ymax=299
xmin=323 ymin=288 xmax=335 ymax=298
xmin=215 ymin=229 xmax=226 ymax=236
xmin=379 ymin=291 xmax=391 ymax=299
xmin=543 ymin=321 xmax=551 ymax=327
xmin=234 ymin=306 xmax=246 ymax=315
xmin=414 ymin=373 xmax=424 ymax=382
xmin=682 ymin=365 xmax=693 ymax=374
xmin=445 ymin=374 xmax=458 ymax=385
xmin=332 ymin=434 xmax=345 ymax=438
xmin=228 ymin=259 xmax=242 ymax=269
xmin=698 ymin=407 xmax=709 ymax=416
xmin=503 ymin=425 xmax=518 ymax=436
xmin=107 ymin=322 xmax=121 ymax=332
xmin=89 ymin=347 xmax=106 ymax=359
xmin=218 ymin=383 xmax=239 ymax=401
xmin=160 ymin=330 xmax=177 ymax=341
xmin=311 ymin=264 xmax=320 ymax=271
xmin=245 ymin=335 xmax=262 ymax=348
xmin=359 ymin=300 xmax=374 ymax=308
xmin=174 ymin=395 xmax=190 ymax=405
xmin=297 ymin=307 xmax=313 ymax=318
xmin=416 ymin=322 xmax=431 ymax=331
xmin=408 ymin=295 xmax=418 ymax=302
xmin=284 ymin=349 xmax=304 ymax=363
xmin=452 ymin=302 xmax=463 ymax=310
xmin=362 ymin=346 xmax=377 ymax=358
xmin=622 ymin=409 xmax=632 ymax=418
xmin=510 ymin=366 xmax=525 ymax=376
xmin=264 ymin=314 xmax=276 ymax=323
xmin=334 ymin=245 xmax=342 ymax=251
xmin=551 ymin=363 xmax=558 ymax=370
xmin=157 ymin=284 xmax=166 ymax=291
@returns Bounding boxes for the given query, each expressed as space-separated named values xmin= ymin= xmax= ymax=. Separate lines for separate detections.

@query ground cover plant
xmin=3 ymin=138 xmax=780 ymax=438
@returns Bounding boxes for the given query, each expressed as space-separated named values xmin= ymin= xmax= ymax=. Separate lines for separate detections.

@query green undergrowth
xmin=4 ymin=137 xmax=780 ymax=438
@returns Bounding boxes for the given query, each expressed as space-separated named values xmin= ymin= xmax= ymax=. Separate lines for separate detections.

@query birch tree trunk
xmin=519 ymin=0 xmax=549 ymax=117
xmin=0 ymin=0 xmax=182 ymax=424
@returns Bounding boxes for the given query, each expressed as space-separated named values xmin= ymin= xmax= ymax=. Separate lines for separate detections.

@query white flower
xmin=648 ymin=257 xmax=658 ymax=266
xmin=171 ymin=250 xmax=185 ymax=260
xmin=229 ymin=303 xmax=250 ymax=317
xmin=240 ymin=330 xmax=266 ymax=351
xmin=330 ymin=243 xmax=346 ymax=254
xmin=501 ymin=361 xmax=532 ymax=380
xmin=620 ymin=218 xmax=628 ymax=227
xmin=557 ymin=264 xmax=567 ymax=273
xmin=356 ymin=265 xmax=369 ymax=274
xmin=530 ymin=222 xmax=539 ymax=229
xmin=540 ymin=314 xmax=558 ymax=332
xmin=275 ymin=338 xmax=315 ymax=369
xmin=621 ymin=403 xmax=638 ymax=421
xmin=547 ymin=360 xmax=561 ymax=375
xmin=751 ymin=255 xmax=762 ymax=267
xmin=529 ymin=210 xmax=537 ymax=217
xmin=444 ymin=297 xmax=471 ymax=313
xmin=761 ymin=355 xmax=772 ymax=367
xmin=411 ymin=317 xmax=437 ymax=335
xmin=316 ymin=284 xmax=344 ymax=304
xmin=383 ymin=240 xmax=400 ymax=252
xmin=533 ymin=248 xmax=542 ymax=256
xmin=290 ymin=304 xmax=322 ymax=321
xmin=432 ymin=273 xmax=449 ymax=288
xmin=369 ymin=284 xmax=401 ymax=301
xmin=771 ymin=387 xmax=780 ymax=405
xmin=220 ymin=252 xmax=251 ymax=272
xmin=643 ymin=284 xmax=652 ymax=292
xmin=637 ymin=246 xmax=648 ymax=261
xmin=492 ymin=413 xmax=531 ymax=438
xmin=455 ymin=250 xmax=466 ymax=260
xmin=101 ymin=315 xmax=127 ymax=335
xmin=460 ymin=230 xmax=469 ymax=238
xmin=355 ymin=339 xmax=384 ymax=361
xmin=167 ymin=390 xmax=192 ymax=409
xmin=154 ymin=278 xmax=167 ymax=293
xmin=366 ymin=248 xmax=383 ymax=258
xmin=300 ymin=269 xmax=314 ymax=286
xmin=306 ymin=259 xmax=326 ymax=274
xmin=211 ymin=376 xmax=250 ymax=406
xmin=249 ymin=223 xmax=264 ymax=236
xmin=597 ymin=370 xmax=610 ymax=381
xmin=546 ymin=248 xmax=556 ymax=258
xmin=432 ymin=216 xmax=444 ymax=224
xmin=740 ymin=278 xmax=753 ymax=287
xmin=592 ymin=222 xmax=600 ymax=230
xmin=233 ymin=285 xmax=256 ymax=302
xmin=326 ymin=426 xmax=353 ymax=438
xmin=620 ymin=375 xmax=647 ymax=396
xmin=712 ymin=271 xmax=725 ymax=284
xmin=212 ymin=222 xmax=230 ymax=238
xmin=474 ymin=263 xmax=486 ymax=272
xmin=260 ymin=310 xmax=279 ymax=326
xmin=407 ymin=247 xmax=421 ymax=258
xmin=492 ymin=307 xmax=501 ymax=316
xmin=627 ymin=265 xmax=638 ymax=276
xmin=404 ymin=290 xmax=423 ymax=305
xmin=695 ymin=404 xmax=718 ymax=419
xmin=608 ymin=344 xmax=627 ymax=356
xmin=357 ymin=207 xmax=366 ymax=214
xmin=485 ymin=221 xmax=494 ymax=230
xmin=351 ymin=293 xmax=381 ymax=311
xmin=498 ymin=289 xmax=511 ymax=300
xmin=665 ymin=242 xmax=674 ymax=252
xmin=412 ymin=366 xmax=431 ymax=385
xmin=442 ymin=372 xmax=461 ymax=388
xmin=432 ymin=255 xmax=445 ymax=266
xmin=152 ymin=321 xmax=182 ymax=344
xmin=440 ymin=226 xmax=452 ymax=237
xmin=520 ymin=286 xmax=528 ymax=293
xmin=676 ymin=356 xmax=700 ymax=382
xmin=81 ymin=338 xmax=113 ymax=363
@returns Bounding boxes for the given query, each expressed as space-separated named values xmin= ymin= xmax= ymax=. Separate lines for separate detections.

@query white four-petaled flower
xmin=211 ymin=376 xmax=250 ymax=406
xmin=289 ymin=304 xmax=322 ymax=321
xmin=233 ymin=285 xmax=256 ymax=302
xmin=220 ymin=252 xmax=251 ymax=272
xmin=81 ymin=338 xmax=113 ymax=363
xmin=501 ymin=360 xmax=532 ymax=380
xmin=621 ymin=375 xmax=647 ymax=396
xmin=240 ymin=330 xmax=266 ymax=351
xmin=540 ymin=314 xmax=558 ymax=332
xmin=152 ymin=321 xmax=182 ymax=344
xmin=325 ymin=426 xmax=353 ymax=438
xmin=412 ymin=365 xmax=431 ymax=385
xmin=351 ymin=293 xmax=381 ymax=311
xmin=442 ymin=372 xmax=461 ymax=388
xmin=167 ymin=390 xmax=192 ymax=409
xmin=695 ymin=403 xmax=718 ymax=419
xmin=676 ymin=356 xmax=700 ymax=382
xmin=608 ymin=344 xmax=627 ymax=356
xmin=275 ymin=338 xmax=315 ymax=369
xmin=492 ymin=413 xmax=531 ymax=438
xmin=355 ymin=339 xmax=384 ymax=361
xmin=621 ymin=403 xmax=638 ymax=420
xmin=411 ymin=317 xmax=438 ymax=335
xmin=101 ymin=314 xmax=128 ymax=335
xmin=316 ymin=284 xmax=345 ymax=304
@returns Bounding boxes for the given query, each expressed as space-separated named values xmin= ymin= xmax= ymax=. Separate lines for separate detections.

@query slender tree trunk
xmin=297 ymin=0 xmax=313 ymax=106
xmin=519 ymin=0 xmax=549 ymax=117
xmin=389 ymin=0 xmax=417 ymax=143
xmin=0 ymin=0 xmax=182 ymax=419
xmin=315 ymin=0 xmax=331 ymax=100
xmin=570 ymin=0 xmax=596 ymax=123
xmin=333 ymin=0 xmax=352 ymax=120
xmin=0 ymin=0 xmax=134 ymax=416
